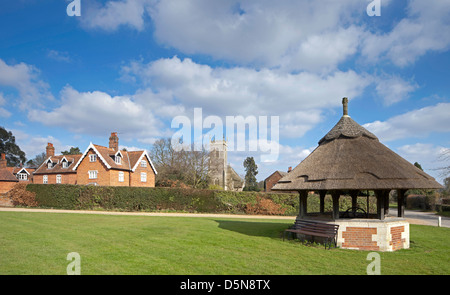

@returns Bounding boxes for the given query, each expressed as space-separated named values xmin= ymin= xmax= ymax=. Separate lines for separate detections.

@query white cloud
xmin=0 ymin=59 xmax=53 ymax=110
xmin=27 ymin=86 xmax=165 ymax=141
xmin=397 ymin=143 xmax=448 ymax=182
xmin=362 ymin=0 xmax=450 ymax=66
xmin=363 ymin=102 xmax=450 ymax=142
xmin=47 ymin=50 xmax=72 ymax=63
xmin=0 ymin=92 xmax=11 ymax=118
xmin=122 ymin=56 xmax=370 ymax=118
xmin=374 ymin=74 xmax=418 ymax=106
xmin=80 ymin=0 xmax=150 ymax=31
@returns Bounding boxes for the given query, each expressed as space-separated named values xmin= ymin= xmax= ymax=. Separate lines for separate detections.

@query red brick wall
xmin=130 ymin=157 xmax=156 ymax=187
xmin=342 ymin=227 xmax=379 ymax=251
xmin=390 ymin=226 xmax=405 ymax=251
xmin=33 ymin=173 xmax=77 ymax=185
xmin=265 ymin=172 xmax=282 ymax=192
xmin=76 ymin=150 xmax=111 ymax=186
xmin=0 ymin=181 xmax=17 ymax=194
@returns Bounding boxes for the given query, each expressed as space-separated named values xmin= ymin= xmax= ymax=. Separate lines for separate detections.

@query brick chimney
xmin=288 ymin=166 xmax=292 ymax=173
xmin=46 ymin=143 xmax=55 ymax=158
xmin=109 ymin=132 xmax=119 ymax=152
xmin=0 ymin=153 xmax=6 ymax=169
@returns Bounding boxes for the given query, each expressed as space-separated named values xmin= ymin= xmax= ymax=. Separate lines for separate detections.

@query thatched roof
xmin=272 ymin=98 xmax=443 ymax=191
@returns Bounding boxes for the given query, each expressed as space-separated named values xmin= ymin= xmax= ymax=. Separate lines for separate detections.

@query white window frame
xmin=141 ymin=172 xmax=147 ymax=182
xmin=118 ymin=171 xmax=124 ymax=182
xmin=88 ymin=170 xmax=98 ymax=179
xmin=115 ymin=155 xmax=121 ymax=165
xmin=47 ymin=162 xmax=52 ymax=169
xmin=89 ymin=154 xmax=97 ymax=162
xmin=43 ymin=175 xmax=48 ymax=184
xmin=140 ymin=160 xmax=147 ymax=168
xmin=62 ymin=161 xmax=68 ymax=168
xmin=17 ymin=173 xmax=28 ymax=181
xmin=56 ymin=174 xmax=62 ymax=184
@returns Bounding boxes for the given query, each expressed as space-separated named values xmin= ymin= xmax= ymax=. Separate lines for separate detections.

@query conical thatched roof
xmin=272 ymin=98 xmax=443 ymax=191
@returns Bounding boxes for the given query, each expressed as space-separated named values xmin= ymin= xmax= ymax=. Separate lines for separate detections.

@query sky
xmin=0 ymin=0 xmax=449 ymax=183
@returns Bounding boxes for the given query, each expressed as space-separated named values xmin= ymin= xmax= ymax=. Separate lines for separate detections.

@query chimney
xmin=0 ymin=153 xmax=6 ymax=169
xmin=288 ymin=166 xmax=292 ymax=173
xmin=109 ymin=132 xmax=119 ymax=151
xmin=342 ymin=97 xmax=349 ymax=117
xmin=46 ymin=143 xmax=55 ymax=158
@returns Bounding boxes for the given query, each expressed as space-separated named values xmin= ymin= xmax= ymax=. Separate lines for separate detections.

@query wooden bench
xmin=283 ymin=220 xmax=339 ymax=249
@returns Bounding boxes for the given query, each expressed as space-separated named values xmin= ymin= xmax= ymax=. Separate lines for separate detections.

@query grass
xmin=0 ymin=211 xmax=449 ymax=275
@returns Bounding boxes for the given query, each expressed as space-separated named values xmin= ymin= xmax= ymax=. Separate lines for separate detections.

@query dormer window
xmin=61 ymin=158 xmax=69 ymax=168
xmin=47 ymin=161 xmax=53 ymax=169
xmin=114 ymin=151 xmax=123 ymax=165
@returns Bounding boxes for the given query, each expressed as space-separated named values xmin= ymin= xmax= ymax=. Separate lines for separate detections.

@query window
xmin=43 ymin=175 xmax=48 ymax=184
xmin=56 ymin=175 xmax=62 ymax=184
xmin=17 ymin=173 xmax=28 ymax=181
xmin=89 ymin=154 xmax=97 ymax=162
xmin=88 ymin=170 xmax=98 ymax=179
xmin=115 ymin=156 xmax=121 ymax=165
xmin=141 ymin=172 xmax=147 ymax=182
xmin=47 ymin=162 xmax=52 ymax=169
xmin=62 ymin=161 xmax=68 ymax=168
xmin=140 ymin=160 xmax=147 ymax=168
xmin=118 ymin=171 xmax=124 ymax=182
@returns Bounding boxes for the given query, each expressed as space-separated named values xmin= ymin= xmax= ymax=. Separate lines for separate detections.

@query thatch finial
xmin=342 ymin=97 xmax=349 ymax=117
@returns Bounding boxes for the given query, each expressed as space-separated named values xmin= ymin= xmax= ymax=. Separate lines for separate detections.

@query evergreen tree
xmin=243 ymin=156 xmax=258 ymax=191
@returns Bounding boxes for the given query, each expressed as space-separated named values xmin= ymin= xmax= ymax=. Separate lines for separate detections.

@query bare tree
xmin=150 ymin=138 xmax=210 ymax=188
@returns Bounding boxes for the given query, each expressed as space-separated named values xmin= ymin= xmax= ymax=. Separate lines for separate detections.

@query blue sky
xmin=0 ymin=0 xmax=449 ymax=183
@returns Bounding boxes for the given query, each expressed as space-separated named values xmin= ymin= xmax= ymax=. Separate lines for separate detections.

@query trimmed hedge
xmin=24 ymin=184 xmax=378 ymax=216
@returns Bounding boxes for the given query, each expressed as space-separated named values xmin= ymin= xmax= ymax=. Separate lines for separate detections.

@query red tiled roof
xmin=34 ymin=154 xmax=82 ymax=175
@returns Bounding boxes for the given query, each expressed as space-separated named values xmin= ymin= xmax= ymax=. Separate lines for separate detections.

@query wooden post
xmin=375 ymin=190 xmax=385 ymax=220
xmin=298 ymin=191 xmax=308 ymax=219
xmin=384 ymin=190 xmax=390 ymax=216
xmin=319 ymin=191 xmax=326 ymax=214
xmin=397 ymin=189 xmax=407 ymax=218
xmin=331 ymin=191 xmax=340 ymax=220
xmin=350 ymin=190 xmax=358 ymax=215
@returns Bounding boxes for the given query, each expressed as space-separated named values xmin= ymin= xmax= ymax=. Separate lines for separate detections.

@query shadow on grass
xmin=215 ymin=219 xmax=292 ymax=239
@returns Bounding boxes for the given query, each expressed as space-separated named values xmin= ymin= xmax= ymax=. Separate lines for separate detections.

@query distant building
xmin=208 ymin=140 xmax=244 ymax=191
xmin=264 ymin=167 xmax=292 ymax=192
xmin=0 ymin=153 xmax=19 ymax=194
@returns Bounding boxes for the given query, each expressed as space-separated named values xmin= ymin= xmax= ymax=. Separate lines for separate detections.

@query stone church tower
xmin=208 ymin=140 xmax=244 ymax=191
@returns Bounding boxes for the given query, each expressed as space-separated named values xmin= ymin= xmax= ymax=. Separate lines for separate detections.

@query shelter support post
xmin=375 ymin=190 xmax=389 ymax=220
xmin=319 ymin=190 xmax=326 ymax=214
xmin=397 ymin=189 xmax=407 ymax=218
xmin=298 ymin=190 xmax=308 ymax=219
xmin=331 ymin=191 xmax=340 ymax=220
xmin=384 ymin=190 xmax=390 ymax=216
xmin=350 ymin=190 xmax=358 ymax=214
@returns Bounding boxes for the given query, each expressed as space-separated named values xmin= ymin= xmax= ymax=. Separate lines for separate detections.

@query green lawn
xmin=0 ymin=211 xmax=449 ymax=275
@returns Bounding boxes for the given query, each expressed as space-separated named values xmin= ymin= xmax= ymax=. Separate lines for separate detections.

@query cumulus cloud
xmin=363 ymin=102 xmax=450 ymax=142
xmin=80 ymin=0 xmax=150 ymax=31
xmin=0 ymin=59 xmax=53 ymax=110
xmin=122 ymin=56 xmax=370 ymax=138
xmin=374 ymin=74 xmax=418 ymax=105
xmin=27 ymin=86 xmax=165 ymax=141
xmin=361 ymin=0 xmax=450 ymax=66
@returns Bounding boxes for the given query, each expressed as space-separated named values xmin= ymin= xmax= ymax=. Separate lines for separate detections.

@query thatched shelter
xmin=272 ymin=97 xmax=443 ymax=221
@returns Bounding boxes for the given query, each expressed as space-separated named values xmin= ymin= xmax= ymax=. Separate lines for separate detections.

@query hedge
xmin=23 ymin=184 xmax=378 ymax=216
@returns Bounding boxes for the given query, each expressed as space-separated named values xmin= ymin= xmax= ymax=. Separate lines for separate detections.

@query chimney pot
xmin=0 ymin=153 xmax=6 ymax=168
xmin=46 ymin=142 xmax=55 ymax=158
xmin=109 ymin=132 xmax=119 ymax=151
xmin=342 ymin=97 xmax=349 ymax=116
xmin=288 ymin=166 xmax=292 ymax=173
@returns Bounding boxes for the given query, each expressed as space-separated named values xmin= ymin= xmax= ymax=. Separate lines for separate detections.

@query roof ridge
xmin=318 ymin=116 xmax=378 ymax=145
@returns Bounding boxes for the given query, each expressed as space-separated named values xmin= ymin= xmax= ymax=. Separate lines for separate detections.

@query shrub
xmin=8 ymin=183 xmax=38 ymax=207
xmin=245 ymin=196 xmax=286 ymax=215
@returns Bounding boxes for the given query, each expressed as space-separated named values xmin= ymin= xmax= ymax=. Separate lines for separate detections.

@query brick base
xmin=334 ymin=219 xmax=409 ymax=252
